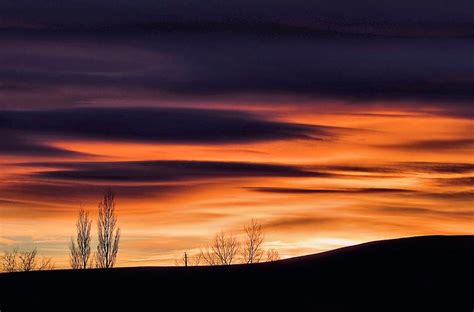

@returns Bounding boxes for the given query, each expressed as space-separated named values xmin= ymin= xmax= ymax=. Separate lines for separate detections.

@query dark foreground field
xmin=1 ymin=235 xmax=473 ymax=312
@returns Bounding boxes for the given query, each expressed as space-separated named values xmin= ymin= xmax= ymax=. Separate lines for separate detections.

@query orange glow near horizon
xmin=0 ymin=104 xmax=472 ymax=268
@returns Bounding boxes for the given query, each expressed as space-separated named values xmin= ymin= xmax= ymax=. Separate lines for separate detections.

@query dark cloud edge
xmin=0 ymin=107 xmax=334 ymax=145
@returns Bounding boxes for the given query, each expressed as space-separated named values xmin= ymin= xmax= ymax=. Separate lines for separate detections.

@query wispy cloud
xmin=379 ymin=139 xmax=474 ymax=151
xmin=377 ymin=206 xmax=474 ymax=219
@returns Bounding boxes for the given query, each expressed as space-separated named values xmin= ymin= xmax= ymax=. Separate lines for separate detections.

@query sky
xmin=0 ymin=0 xmax=473 ymax=268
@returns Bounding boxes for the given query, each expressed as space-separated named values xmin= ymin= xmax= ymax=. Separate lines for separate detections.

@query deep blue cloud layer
xmin=0 ymin=0 xmax=472 ymax=154
xmin=2 ymin=0 xmax=473 ymax=31
xmin=0 ymin=1 xmax=473 ymax=112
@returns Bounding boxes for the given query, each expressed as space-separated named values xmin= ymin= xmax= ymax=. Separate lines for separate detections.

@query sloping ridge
xmin=0 ymin=235 xmax=472 ymax=311
xmin=275 ymin=234 xmax=474 ymax=264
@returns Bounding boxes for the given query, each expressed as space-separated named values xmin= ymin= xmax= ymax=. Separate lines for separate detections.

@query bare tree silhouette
xmin=1 ymin=248 xmax=55 ymax=272
xmin=191 ymin=252 xmax=203 ymax=266
xmin=200 ymin=245 xmax=219 ymax=265
xmin=1 ymin=248 xmax=18 ymax=272
xmin=212 ymin=231 xmax=239 ymax=265
xmin=38 ymin=256 xmax=55 ymax=270
xmin=241 ymin=219 xmax=264 ymax=264
xmin=70 ymin=206 xmax=92 ymax=269
xmin=174 ymin=254 xmax=185 ymax=266
xmin=18 ymin=249 xmax=37 ymax=272
xmin=96 ymin=191 xmax=121 ymax=268
xmin=70 ymin=244 xmax=81 ymax=269
xmin=266 ymin=248 xmax=280 ymax=262
xmin=176 ymin=252 xmax=203 ymax=266
xmin=198 ymin=220 xmax=281 ymax=265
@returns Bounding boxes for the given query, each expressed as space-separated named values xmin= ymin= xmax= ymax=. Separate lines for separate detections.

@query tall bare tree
xmin=70 ymin=206 xmax=92 ymax=269
xmin=96 ymin=191 xmax=121 ymax=268
xmin=212 ymin=231 xmax=239 ymax=265
xmin=241 ymin=219 xmax=265 ymax=264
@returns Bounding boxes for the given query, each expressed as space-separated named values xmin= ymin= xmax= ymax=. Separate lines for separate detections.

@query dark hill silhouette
xmin=1 ymin=235 xmax=472 ymax=311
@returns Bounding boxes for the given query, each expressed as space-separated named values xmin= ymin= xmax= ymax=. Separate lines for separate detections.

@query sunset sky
xmin=0 ymin=0 xmax=473 ymax=268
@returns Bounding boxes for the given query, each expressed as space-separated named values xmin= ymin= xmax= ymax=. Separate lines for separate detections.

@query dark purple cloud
xmin=400 ymin=162 xmax=474 ymax=173
xmin=318 ymin=165 xmax=401 ymax=174
xmin=0 ymin=108 xmax=328 ymax=144
xmin=25 ymin=160 xmax=322 ymax=182
xmin=247 ymin=187 xmax=415 ymax=194
xmin=433 ymin=177 xmax=474 ymax=187
xmin=1 ymin=35 xmax=473 ymax=107
xmin=310 ymin=162 xmax=474 ymax=175
xmin=1 ymin=0 xmax=473 ymax=35
xmin=0 ymin=0 xmax=473 ymax=115
xmin=378 ymin=206 xmax=474 ymax=219
xmin=0 ymin=182 xmax=187 ymax=206
xmin=0 ymin=131 xmax=87 ymax=157
xmin=247 ymin=186 xmax=474 ymax=202
xmin=380 ymin=139 xmax=474 ymax=151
